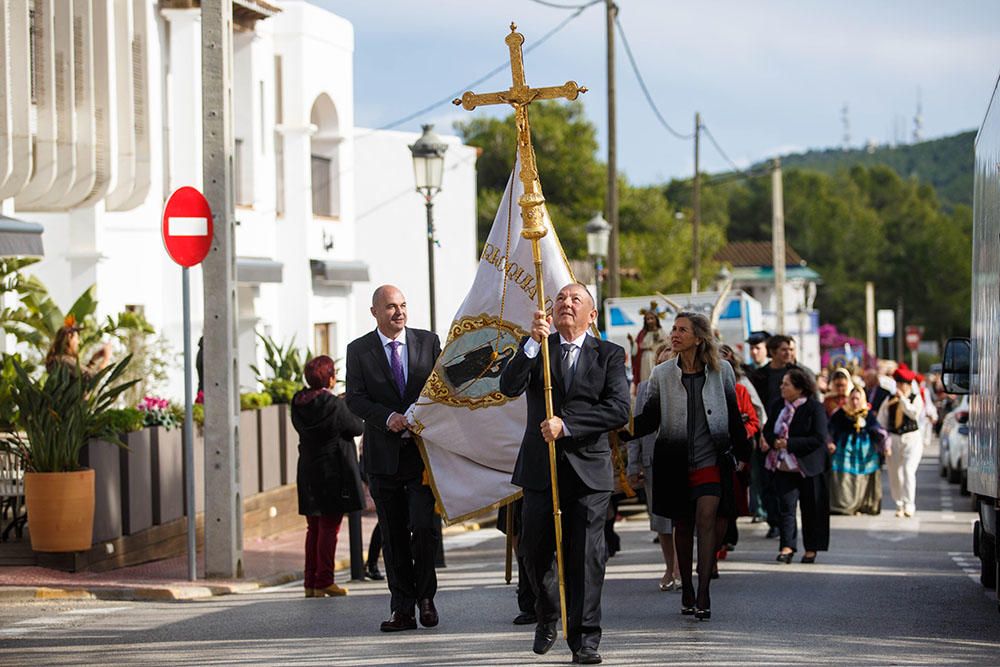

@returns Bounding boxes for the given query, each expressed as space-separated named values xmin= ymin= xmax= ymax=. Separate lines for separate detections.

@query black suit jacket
xmin=345 ymin=327 xmax=441 ymax=477
xmin=763 ymin=397 xmax=829 ymax=477
xmin=499 ymin=333 xmax=630 ymax=492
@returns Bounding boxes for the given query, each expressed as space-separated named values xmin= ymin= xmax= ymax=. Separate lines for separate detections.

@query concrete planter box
xmin=279 ymin=404 xmax=297 ymax=486
xmin=151 ymin=426 xmax=184 ymax=525
xmin=80 ymin=439 xmax=122 ymax=544
xmin=258 ymin=405 xmax=282 ymax=492
xmin=239 ymin=410 xmax=260 ymax=498
xmin=119 ymin=429 xmax=153 ymax=535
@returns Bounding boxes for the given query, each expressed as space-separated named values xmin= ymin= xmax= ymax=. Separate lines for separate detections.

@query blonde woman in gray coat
xmin=623 ymin=312 xmax=749 ymax=621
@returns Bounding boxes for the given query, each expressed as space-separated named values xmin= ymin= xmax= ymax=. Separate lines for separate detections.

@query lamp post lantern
xmin=586 ymin=212 xmax=611 ymax=331
xmin=409 ymin=124 xmax=449 ymax=331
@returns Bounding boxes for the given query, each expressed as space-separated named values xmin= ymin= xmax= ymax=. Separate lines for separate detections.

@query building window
xmin=313 ymin=322 xmax=336 ymax=358
xmin=274 ymin=55 xmax=284 ymax=215
xmin=234 ymin=138 xmax=251 ymax=206
xmin=311 ymin=155 xmax=332 ymax=217
xmin=259 ymin=80 xmax=266 ymax=152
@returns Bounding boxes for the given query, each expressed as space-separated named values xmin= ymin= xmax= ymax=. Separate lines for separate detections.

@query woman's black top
xmin=292 ymin=389 xmax=365 ymax=516
xmin=762 ymin=396 xmax=830 ymax=478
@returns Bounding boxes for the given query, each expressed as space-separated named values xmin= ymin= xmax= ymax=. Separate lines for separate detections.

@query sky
xmin=311 ymin=0 xmax=1000 ymax=185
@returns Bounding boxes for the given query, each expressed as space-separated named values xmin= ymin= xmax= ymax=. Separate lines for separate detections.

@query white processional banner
xmin=408 ymin=159 xmax=575 ymax=523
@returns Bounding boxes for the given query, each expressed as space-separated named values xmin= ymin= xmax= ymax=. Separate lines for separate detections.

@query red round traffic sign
xmin=162 ymin=186 xmax=213 ymax=267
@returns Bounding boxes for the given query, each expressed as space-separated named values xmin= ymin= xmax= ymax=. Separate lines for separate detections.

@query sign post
xmin=162 ymin=186 xmax=214 ymax=582
xmin=876 ymin=308 xmax=895 ymax=361
xmin=905 ymin=325 xmax=922 ymax=373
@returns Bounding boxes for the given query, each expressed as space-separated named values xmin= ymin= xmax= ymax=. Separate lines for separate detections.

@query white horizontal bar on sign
xmin=168 ymin=217 xmax=209 ymax=236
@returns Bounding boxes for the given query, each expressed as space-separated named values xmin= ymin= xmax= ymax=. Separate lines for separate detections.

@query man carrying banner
xmin=345 ymin=285 xmax=442 ymax=633
xmin=500 ymin=283 xmax=630 ymax=665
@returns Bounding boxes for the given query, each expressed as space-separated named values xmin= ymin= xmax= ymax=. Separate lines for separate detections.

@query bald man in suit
xmin=345 ymin=285 xmax=441 ymax=632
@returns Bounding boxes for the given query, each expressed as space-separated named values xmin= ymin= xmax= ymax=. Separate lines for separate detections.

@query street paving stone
xmin=0 ymin=450 xmax=998 ymax=665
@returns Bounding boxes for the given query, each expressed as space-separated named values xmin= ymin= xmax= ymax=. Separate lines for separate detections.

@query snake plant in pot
xmin=3 ymin=356 xmax=137 ymax=552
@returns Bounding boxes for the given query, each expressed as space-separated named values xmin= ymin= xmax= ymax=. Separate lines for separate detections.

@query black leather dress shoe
xmin=379 ymin=611 xmax=417 ymax=632
xmin=765 ymin=526 xmax=780 ymax=539
xmin=418 ymin=598 xmax=439 ymax=627
xmin=512 ymin=611 xmax=537 ymax=625
xmin=365 ymin=565 xmax=384 ymax=581
xmin=776 ymin=552 xmax=794 ymax=564
xmin=573 ymin=647 xmax=603 ymax=664
xmin=532 ymin=622 xmax=558 ymax=655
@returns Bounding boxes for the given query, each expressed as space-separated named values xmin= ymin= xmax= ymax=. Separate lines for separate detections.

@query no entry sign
xmin=162 ymin=186 xmax=213 ymax=267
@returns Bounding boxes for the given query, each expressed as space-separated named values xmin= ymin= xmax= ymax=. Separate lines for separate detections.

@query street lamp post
xmin=586 ymin=212 xmax=612 ymax=332
xmin=409 ymin=124 xmax=449 ymax=332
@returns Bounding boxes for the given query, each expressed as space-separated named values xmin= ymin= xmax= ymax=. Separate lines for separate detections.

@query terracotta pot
xmin=24 ymin=469 xmax=96 ymax=552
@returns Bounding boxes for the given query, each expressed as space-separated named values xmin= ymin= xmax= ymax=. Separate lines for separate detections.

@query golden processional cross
xmin=454 ymin=22 xmax=587 ymax=639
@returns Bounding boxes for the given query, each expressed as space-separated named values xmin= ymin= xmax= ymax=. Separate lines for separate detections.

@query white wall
xmin=353 ymin=129 xmax=478 ymax=339
xmin=4 ymin=1 xmax=479 ymax=401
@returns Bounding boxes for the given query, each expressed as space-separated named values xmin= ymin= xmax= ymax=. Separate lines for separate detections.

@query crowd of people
xmin=283 ymin=282 xmax=950 ymax=665
xmin=622 ymin=325 xmax=946 ymax=589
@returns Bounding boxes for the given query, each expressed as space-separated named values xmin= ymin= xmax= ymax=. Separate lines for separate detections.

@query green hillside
xmin=769 ymin=130 xmax=975 ymax=210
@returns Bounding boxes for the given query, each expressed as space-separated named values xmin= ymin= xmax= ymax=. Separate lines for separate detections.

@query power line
xmin=701 ymin=123 xmax=748 ymax=175
xmin=526 ymin=0 xmax=601 ymax=9
xmin=355 ymin=2 xmax=598 ymax=140
xmin=613 ymin=14 xmax=693 ymax=141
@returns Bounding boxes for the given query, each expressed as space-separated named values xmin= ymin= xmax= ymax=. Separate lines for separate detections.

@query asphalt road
xmin=1 ymin=450 xmax=998 ymax=666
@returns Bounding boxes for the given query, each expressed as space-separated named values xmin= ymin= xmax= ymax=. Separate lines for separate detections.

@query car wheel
xmin=982 ymin=532 xmax=997 ymax=590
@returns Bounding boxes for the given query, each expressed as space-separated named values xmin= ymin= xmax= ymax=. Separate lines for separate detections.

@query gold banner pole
xmin=454 ymin=23 xmax=586 ymax=638
xmin=504 ymin=501 xmax=514 ymax=585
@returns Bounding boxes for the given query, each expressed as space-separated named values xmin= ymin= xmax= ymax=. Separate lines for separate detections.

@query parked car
xmin=939 ymin=395 xmax=970 ymax=492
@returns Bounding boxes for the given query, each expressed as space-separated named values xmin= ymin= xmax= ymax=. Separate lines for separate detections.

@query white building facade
xmin=1 ymin=0 xmax=478 ymax=397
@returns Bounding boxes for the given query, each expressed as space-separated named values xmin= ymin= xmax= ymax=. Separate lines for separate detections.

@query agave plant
xmin=3 ymin=356 xmax=139 ymax=473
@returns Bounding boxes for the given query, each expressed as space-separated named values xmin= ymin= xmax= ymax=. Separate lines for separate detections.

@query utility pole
xmin=605 ymin=0 xmax=620 ymax=298
xmin=201 ymin=0 xmax=243 ymax=579
xmin=771 ymin=158 xmax=786 ymax=335
xmin=692 ymin=112 xmax=701 ymax=294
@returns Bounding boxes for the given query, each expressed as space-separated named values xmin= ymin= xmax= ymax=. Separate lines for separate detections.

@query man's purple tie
xmin=389 ymin=340 xmax=406 ymax=395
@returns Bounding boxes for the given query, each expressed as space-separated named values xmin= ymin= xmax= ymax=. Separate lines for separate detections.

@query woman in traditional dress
xmin=828 ymin=383 xmax=887 ymax=515
xmin=822 ymin=367 xmax=853 ymax=416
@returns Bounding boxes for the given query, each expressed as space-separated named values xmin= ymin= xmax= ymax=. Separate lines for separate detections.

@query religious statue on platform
xmin=627 ymin=301 xmax=666 ymax=389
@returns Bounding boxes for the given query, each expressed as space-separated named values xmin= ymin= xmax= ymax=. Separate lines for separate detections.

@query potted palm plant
xmin=3 ymin=356 xmax=137 ymax=552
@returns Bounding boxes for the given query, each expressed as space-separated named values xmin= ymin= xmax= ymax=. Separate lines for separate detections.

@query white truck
xmin=942 ymin=72 xmax=1000 ymax=610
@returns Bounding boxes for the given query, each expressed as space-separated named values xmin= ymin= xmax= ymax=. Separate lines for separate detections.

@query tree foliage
xmin=455 ymin=103 xmax=971 ymax=346
xmin=455 ymin=100 xmax=605 ymax=259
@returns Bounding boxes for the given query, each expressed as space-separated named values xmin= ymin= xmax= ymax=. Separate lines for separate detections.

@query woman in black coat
xmin=762 ymin=367 xmax=830 ymax=564
xmin=292 ymin=355 xmax=365 ymax=597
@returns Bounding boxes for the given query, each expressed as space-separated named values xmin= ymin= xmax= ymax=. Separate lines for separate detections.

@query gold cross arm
xmin=452 ymin=23 xmax=587 ymax=110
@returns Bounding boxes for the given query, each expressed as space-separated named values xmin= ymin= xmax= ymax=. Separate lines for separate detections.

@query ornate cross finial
xmin=453 ymin=24 xmax=586 ymax=240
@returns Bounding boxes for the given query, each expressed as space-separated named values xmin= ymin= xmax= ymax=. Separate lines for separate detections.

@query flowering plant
xmin=137 ymin=395 xmax=180 ymax=431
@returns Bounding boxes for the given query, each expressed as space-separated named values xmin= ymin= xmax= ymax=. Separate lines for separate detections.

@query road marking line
xmin=0 ymin=605 xmax=128 ymax=639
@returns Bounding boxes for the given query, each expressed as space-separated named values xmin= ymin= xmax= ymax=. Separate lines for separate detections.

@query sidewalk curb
xmin=0 ymin=517 xmax=490 ymax=603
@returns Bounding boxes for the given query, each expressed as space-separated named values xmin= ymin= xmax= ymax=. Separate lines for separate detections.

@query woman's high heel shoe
xmin=681 ymin=586 xmax=696 ymax=615
xmin=776 ymin=552 xmax=794 ymax=564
